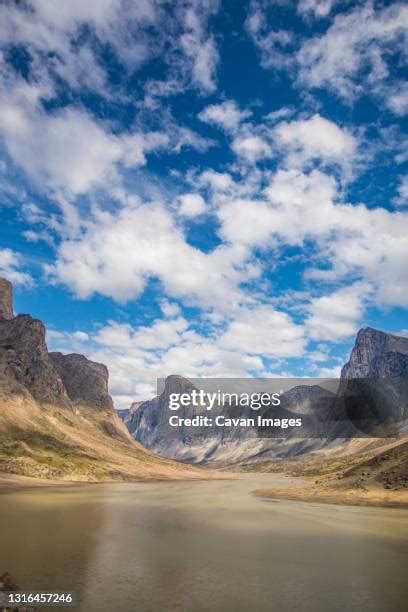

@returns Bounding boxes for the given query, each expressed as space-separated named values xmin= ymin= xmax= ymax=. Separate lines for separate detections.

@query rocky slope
xmin=0 ymin=278 xmax=207 ymax=482
xmin=121 ymin=328 xmax=408 ymax=465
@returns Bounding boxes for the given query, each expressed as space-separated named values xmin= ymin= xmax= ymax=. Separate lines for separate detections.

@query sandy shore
xmin=254 ymin=481 xmax=408 ymax=509
xmin=0 ymin=470 xmax=230 ymax=492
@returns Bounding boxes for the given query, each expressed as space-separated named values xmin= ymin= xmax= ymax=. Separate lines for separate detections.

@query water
xmin=0 ymin=474 xmax=407 ymax=612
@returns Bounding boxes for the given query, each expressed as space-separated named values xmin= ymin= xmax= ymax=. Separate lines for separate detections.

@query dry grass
xmin=254 ymin=437 xmax=408 ymax=508
xmin=0 ymin=388 xmax=215 ymax=483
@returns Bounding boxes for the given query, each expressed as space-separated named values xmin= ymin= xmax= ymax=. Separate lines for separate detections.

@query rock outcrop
xmin=0 ymin=276 xmax=116 ymax=412
xmin=341 ymin=327 xmax=408 ymax=379
xmin=0 ymin=277 xmax=13 ymax=319
xmin=0 ymin=314 xmax=71 ymax=407
xmin=0 ymin=276 xmax=72 ymax=406
xmin=49 ymin=352 xmax=114 ymax=411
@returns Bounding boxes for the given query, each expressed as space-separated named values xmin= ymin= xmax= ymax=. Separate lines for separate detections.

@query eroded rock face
xmin=49 ymin=352 xmax=114 ymax=411
xmin=0 ymin=277 xmax=115 ymax=413
xmin=0 ymin=277 xmax=13 ymax=320
xmin=341 ymin=327 xmax=408 ymax=379
xmin=0 ymin=314 xmax=70 ymax=407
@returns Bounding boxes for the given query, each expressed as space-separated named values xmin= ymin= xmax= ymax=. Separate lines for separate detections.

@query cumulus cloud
xmin=306 ymin=283 xmax=369 ymax=341
xmin=49 ymin=305 xmax=304 ymax=405
xmin=0 ymin=248 xmax=32 ymax=286
xmin=219 ymin=304 xmax=305 ymax=357
xmin=178 ymin=193 xmax=206 ymax=217
xmin=0 ymin=99 xmax=168 ymax=197
xmin=273 ymin=114 xmax=357 ymax=172
xmin=231 ymin=135 xmax=272 ymax=163
xmin=46 ymin=198 xmax=253 ymax=309
xmin=198 ymin=100 xmax=252 ymax=132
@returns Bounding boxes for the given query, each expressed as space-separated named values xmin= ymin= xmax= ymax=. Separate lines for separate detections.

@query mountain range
xmin=120 ymin=327 xmax=408 ymax=466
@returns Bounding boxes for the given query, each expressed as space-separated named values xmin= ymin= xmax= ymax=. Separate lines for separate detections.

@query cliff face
xmin=0 ymin=276 xmax=115 ymax=412
xmin=0 ymin=315 xmax=71 ymax=408
xmin=341 ymin=327 xmax=408 ymax=379
xmin=0 ymin=278 xmax=13 ymax=319
xmin=49 ymin=352 xmax=114 ymax=411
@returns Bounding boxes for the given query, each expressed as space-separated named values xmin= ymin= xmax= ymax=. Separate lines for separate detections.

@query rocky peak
xmin=342 ymin=327 xmax=408 ymax=379
xmin=0 ymin=277 xmax=115 ymax=412
xmin=49 ymin=352 xmax=114 ymax=411
xmin=0 ymin=277 xmax=13 ymax=319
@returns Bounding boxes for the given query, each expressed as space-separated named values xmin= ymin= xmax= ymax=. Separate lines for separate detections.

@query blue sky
xmin=0 ymin=0 xmax=407 ymax=405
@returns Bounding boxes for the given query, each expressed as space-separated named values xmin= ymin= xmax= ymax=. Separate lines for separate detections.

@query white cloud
xmin=306 ymin=283 xmax=369 ymax=341
xmin=198 ymin=100 xmax=251 ymax=132
xmin=231 ymin=135 xmax=272 ymax=162
xmin=50 ymin=304 xmax=304 ymax=405
xmin=0 ymin=90 xmax=169 ymax=197
xmin=245 ymin=6 xmax=294 ymax=70
xmin=220 ymin=305 xmax=305 ymax=357
xmin=317 ymin=365 xmax=342 ymax=378
xmin=298 ymin=0 xmax=339 ymax=19
xmin=0 ymin=248 xmax=32 ymax=286
xmin=217 ymin=167 xmax=408 ymax=310
xmin=273 ymin=114 xmax=357 ymax=171
xmin=178 ymin=193 xmax=206 ymax=217
xmin=297 ymin=3 xmax=408 ymax=104
xmin=386 ymin=81 xmax=408 ymax=116
xmin=179 ymin=2 xmax=220 ymax=93
xmin=94 ymin=317 xmax=189 ymax=351
xmin=198 ymin=170 xmax=235 ymax=192
xmin=46 ymin=198 xmax=253 ymax=310
xmin=394 ymin=175 xmax=408 ymax=207
xmin=160 ymin=300 xmax=181 ymax=318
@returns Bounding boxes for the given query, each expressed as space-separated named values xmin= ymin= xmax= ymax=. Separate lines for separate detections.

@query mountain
xmin=342 ymin=327 xmax=408 ymax=378
xmin=339 ymin=327 xmax=408 ymax=427
xmin=0 ymin=278 xmax=206 ymax=482
xmin=121 ymin=376 xmax=338 ymax=464
xmin=121 ymin=328 xmax=408 ymax=465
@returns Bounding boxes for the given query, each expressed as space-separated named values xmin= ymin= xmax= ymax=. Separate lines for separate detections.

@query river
xmin=0 ymin=474 xmax=407 ymax=611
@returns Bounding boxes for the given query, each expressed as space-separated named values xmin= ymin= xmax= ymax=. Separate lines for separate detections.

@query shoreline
xmin=0 ymin=470 xmax=231 ymax=493
xmin=254 ymin=483 xmax=408 ymax=509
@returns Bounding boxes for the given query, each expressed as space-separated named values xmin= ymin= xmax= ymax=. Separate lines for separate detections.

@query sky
xmin=0 ymin=0 xmax=407 ymax=406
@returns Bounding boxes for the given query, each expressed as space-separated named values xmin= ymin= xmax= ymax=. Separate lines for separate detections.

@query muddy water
xmin=0 ymin=474 xmax=407 ymax=611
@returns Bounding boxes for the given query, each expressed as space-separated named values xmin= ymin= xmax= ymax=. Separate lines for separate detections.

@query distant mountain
xmin=0 ymin=278 xmax=205 ymax=482
xmin=342 ymin=327 xmax=408 ymax=379
xmin=120 ymin=328 xmax=408 ymax=465
xmin=121 ymin=376 xmax=338 ymax=464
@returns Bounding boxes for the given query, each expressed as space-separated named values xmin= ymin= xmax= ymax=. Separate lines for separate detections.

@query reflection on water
xmin=0 ymin=474 xmax=407 ymax=612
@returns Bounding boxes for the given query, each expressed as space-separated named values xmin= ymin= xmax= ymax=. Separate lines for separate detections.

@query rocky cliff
xmin=0 ymin=277 xmax=206 ymax=482
xmin=49 ymin=352 xmax=114 ymax=411
xmin=341 ymin=327 xmax=408 ymax=378
xmin=0 ymin=314 xmax=71 ymax=408
xmin=0 ymin=278 xmax=13 ymax=319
